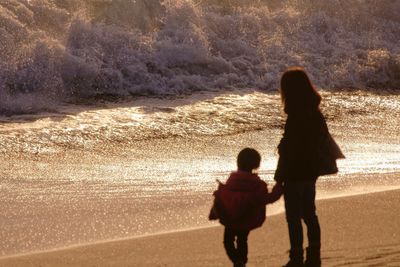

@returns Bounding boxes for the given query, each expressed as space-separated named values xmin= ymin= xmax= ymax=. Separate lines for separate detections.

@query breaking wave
xmin=1 ymin=0 xmax=400 ymax=113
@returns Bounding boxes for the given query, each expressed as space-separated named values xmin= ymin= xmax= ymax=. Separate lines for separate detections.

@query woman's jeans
xmin=223 ymin=227 xmax=250 ymax=264
xmin=284 ymin=180 xmax=321 ymax=261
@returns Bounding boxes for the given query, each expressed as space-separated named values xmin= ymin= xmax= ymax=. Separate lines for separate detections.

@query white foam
xmin=1 ymin=0 xmax=400 ymax=113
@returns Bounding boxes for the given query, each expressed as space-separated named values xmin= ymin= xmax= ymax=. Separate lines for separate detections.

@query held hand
xmin=265 ymin=183 xmax=284 ymax=204
xmin=272 ymin=183 xmax=283 ymax=195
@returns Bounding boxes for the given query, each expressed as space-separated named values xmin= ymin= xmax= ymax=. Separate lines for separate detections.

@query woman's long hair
xmin=280 ymin=67 xmax=321 ymax=115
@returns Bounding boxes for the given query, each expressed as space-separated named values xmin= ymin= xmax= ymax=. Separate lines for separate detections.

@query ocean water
xmin=1 ymin=90 xmax=399 ymax=256
xmin=0 ymin=0 xmax=400 ymax=258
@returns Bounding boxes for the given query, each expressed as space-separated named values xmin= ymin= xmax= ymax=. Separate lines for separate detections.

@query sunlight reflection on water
xmin=0 ymin=90 xmax=399 ymax=256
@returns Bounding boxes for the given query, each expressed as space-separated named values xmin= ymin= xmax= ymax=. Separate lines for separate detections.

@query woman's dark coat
xmin=274 ymin=111 xmax=344 ymax=182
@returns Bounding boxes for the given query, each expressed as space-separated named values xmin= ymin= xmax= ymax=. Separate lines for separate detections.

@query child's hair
xmin=280 ymin=66 xmax=321 ymax=114
xmin=237 ymin=148 xmax=261 ymax=172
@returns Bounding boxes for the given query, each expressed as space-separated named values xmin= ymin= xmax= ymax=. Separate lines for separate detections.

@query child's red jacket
xmin=211 ymin=171 xmax=281 ymax=231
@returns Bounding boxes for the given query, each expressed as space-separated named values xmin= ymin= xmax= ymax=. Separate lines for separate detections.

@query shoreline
xmin=1 ymin=188 xmax=400 ymax=266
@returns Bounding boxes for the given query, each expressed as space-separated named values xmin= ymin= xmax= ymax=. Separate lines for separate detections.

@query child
xmin=209 ymin=148 xmax=283 ymax=267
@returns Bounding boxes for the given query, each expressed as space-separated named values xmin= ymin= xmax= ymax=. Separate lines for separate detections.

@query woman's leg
xmin=284 ymin=182 xmax=304 ymax=264
xmin=303 ymin=181 xmax=321 ymax=266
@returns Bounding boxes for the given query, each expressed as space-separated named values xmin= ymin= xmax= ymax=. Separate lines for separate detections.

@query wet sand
xmin=1 ymin=188 xmax=399 ymax=267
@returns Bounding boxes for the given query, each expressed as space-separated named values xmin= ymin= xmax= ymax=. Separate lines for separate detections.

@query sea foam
xmin=1 ymin=0 xmax=400 ymax=113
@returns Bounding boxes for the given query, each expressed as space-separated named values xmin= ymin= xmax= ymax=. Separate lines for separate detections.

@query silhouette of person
xmin=274 ymin=67 xmax=339 ymax=267
xmin=209 ymin=148 xmax=282 ymax=267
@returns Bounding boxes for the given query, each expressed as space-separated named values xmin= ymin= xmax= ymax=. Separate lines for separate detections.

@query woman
xmin=274 ymin=67 xmax=343 ymax=267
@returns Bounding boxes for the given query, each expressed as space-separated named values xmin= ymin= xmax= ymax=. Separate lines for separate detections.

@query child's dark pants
xmin=223 ymin=227 xmax=250 ymax=264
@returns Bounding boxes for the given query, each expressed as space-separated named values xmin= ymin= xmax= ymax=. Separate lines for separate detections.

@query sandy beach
xmin=1 ymin=188 xmax=399 ymax=267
